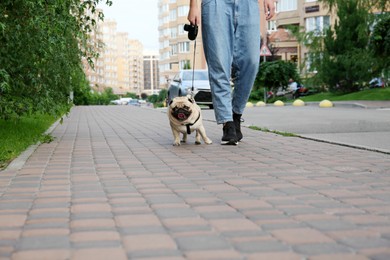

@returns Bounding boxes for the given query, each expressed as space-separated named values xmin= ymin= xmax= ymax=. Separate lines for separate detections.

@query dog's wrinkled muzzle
xmin=171 ymin=108 xmax=191 ymax=121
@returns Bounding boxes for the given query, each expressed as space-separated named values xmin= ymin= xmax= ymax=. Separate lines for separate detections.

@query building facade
xmin=156 ymin=0 xmax=338 ymax=80
xmin=158 ymin=0 xmax=208 ymax=89
xmin=84 ymin=19 xmax=145 ymax=95
xmin=143 ymin=51 xmax=160 ymax=95
xmin=266 ymin=0 xmax=337 ymax=71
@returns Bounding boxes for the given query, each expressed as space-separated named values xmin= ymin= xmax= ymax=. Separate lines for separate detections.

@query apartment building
xmin=84 ymin=19 xmax=144 ymax=95
xmin=143 ymin=50 xmax=160 ymax=95
xmin=266 ymin=0 xmax=337 ymax=68
xmin=157 ymin=0 xmax=338 ymax=83
xmin=158 ymin=0 xmax=208 ymax=89
xmin=82 ymin=10 xmax=105 ymax=93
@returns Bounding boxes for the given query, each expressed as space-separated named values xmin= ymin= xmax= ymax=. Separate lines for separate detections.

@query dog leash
xmin=190 ymin=40 xmax=197 ymax=98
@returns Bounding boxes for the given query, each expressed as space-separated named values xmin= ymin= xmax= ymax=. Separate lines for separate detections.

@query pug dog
xmin=168 ymin=96 xmax=213 ymax=146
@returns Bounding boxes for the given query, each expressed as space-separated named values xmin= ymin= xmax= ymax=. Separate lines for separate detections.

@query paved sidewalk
xmin=1 ymin=106 xmax=390 ymax=260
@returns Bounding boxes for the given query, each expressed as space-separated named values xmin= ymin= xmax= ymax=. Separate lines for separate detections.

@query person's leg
xmin=231 ymin=0 xmax=260 ymax=141
xmin=201 ymin=0 xmax=234 ymax=125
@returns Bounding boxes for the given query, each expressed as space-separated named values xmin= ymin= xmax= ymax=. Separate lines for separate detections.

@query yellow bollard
xmin=246 ymin=102 xmax=254 ymax=108
xmin=274 ymin=100 xmax=284 ymax=107
xmin=319 ymin=99 xmax=333 ymax=108
xmin=293 ymin=99 xmax=305 ymax=107
xmin=256 ymin=101 xmax=266 ymax=107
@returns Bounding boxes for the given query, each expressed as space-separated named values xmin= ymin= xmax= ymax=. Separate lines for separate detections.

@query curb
xmin=4 ymin=117 xmax=62 ymax=171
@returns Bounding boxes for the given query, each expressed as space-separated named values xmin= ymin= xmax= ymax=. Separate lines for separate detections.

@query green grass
xmin=300 ymin=87 xmax=390 ymax=102
xmin=248 ymin=126 xmax=297 ymax=137
xmin=0 ymin=114 xmax=57 ymax=170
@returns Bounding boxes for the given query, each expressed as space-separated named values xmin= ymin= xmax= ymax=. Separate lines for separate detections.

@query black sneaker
xmin=221 ymin=121 xmax=238 ymax=145
xmin=233 ymin=113 xmax=243 ymax=142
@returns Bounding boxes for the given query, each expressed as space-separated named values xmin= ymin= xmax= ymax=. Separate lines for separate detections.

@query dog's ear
xmin=169 ymin=100 xmax=173 ymax=106
xmin=188 ymin=98 xmax=194 ymax=103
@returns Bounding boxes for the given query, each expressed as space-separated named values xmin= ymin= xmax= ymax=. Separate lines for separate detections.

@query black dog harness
xmin=184 ymin=113 xmax=201 ymax=134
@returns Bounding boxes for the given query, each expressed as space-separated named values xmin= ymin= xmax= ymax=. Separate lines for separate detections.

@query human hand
xmin=264 ymin=0 xmax=276 ymax=20
xmin=187 ymin=2 xmax=200 ymax=25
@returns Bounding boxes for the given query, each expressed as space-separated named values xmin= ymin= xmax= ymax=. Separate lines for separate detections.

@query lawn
xmin=0 ymin=114 xmax=57 ymax=170
xmin=300 ymin=87 xmax=390 ymax=102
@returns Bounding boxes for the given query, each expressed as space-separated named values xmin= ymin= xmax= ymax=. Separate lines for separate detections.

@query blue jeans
xmin=201 ymin=0 xmax=260 ymax=124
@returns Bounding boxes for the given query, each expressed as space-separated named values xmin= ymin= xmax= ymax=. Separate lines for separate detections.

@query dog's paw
xmin=173 ymin=142 xmax=181 ymax=146
xmin=205 ymin=139 xmax=213 ymax=145
xmin=195 ymin=141 xmax=201 ymax=145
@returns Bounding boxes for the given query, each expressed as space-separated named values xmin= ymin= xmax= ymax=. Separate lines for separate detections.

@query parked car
xmin=110 ymin=98 xmax=133 ymax=105
xmin=127 ymin=99 xmax=141 ymax=106
xmin=167 ymin=69 xmax=213 ymax=109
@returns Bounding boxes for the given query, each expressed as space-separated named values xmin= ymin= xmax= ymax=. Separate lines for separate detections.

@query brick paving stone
xmin=0 ymin=215 xmax=26 ymax=228
xmin=208 ymin=218 xmax=261 ymax=232
xmin=174 ymin=235 xmax=232 ymax=251
xmin=234 ymin=240 xmax=290 ymax=253
xmin=114 ymin=214 xmax=162 ymax=227
xmin=308 ymin=254 xmax=369 ymax=260
xmin=2 ymin=106 xmax=390 ymax=258
xmin=17 ymin=236 xmax=70 ymax=250
xmin=306 ymin=219 xmax=358 ymax=231
xmin=184 ymin=250 xmax=242 ymax=260
xmin=0 ymin=230 xmax=21 ymax=240
xmin=246 ymin=252 xmax=303 ymax=260
xmin=70 ymin=218 xmax=116 ymax=231
xmin=22 ymin=229 xmax=69 ymax=237
xmin=70 ymin=231 xmax=120 ymax=242
xmin=123 ymin=234 xmax=177 ymax=251
xmin=12 ymin=249 xmax=71 ymax=260
xmin=271 ymin=228 xmax=334 ymax=244
xmin=326 ymin=229 xmax=380 ymax=240
xmin=119 ymin=226 xmax=167 ymax=235
xmin=71 ymin=248 xmax=127 ymax=260
xmin=340 ymin=237 xmax=390 ymax=250
xmin=154 ymin=208 xmax=199 ymax=219
xmin=359 ymin=247 xmax=390 ymax=259
xmin=127 ymin=250 xmax=184 ymax=259
xmin=293 ymin=243 xmax=352 ymax=255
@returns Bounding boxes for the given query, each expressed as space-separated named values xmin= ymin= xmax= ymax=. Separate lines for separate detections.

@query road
xmin=201 ymin=101 xmax=390 ymax=154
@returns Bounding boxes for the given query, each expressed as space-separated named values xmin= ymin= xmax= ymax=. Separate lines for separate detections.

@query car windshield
xmin=182 ymin=71 xmax=208 ymax=81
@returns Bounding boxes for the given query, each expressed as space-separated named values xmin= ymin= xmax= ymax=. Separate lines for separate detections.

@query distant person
xmin=288 ymin=78 xmax=298 ymax=92
xmin=188 ymin=0 xmax=276 ymax=145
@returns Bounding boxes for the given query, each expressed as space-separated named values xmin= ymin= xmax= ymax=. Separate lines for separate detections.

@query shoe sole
xmin=221 ymin=140 xmax=238 ymax=145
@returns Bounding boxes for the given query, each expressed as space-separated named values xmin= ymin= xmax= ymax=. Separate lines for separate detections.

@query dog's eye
xmin=184 ymin=105 xmax=190 ymax=110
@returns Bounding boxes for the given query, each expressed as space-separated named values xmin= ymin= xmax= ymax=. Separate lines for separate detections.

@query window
xmin=180 ymin=60 xmax=191 ymax=69
xmin=304 ymin=52 xmax=319 ymax=73
xmin=179 ymin=42 xmax=190 ymax=53
xmin=267 ymin=20 xmax=277 ymax=31
xmin=171 ymin=27 xmax=177 ymax=38
xmin=178 ymin=6 xmax=189 ymax=17
xmin=170 ymin=9 xmax=177 ymax=21
xmin=170 ymin=44 xmax=178 ymax=55
xmin=277 ymin=0 xmax=297 ymax=12
xmin=305 ymin=0 xmax=317 ymax=2
xmin=178 ymin=24 xmax=185 ymax=35
xmin=305 ymin=16 xmax=330 ymax=33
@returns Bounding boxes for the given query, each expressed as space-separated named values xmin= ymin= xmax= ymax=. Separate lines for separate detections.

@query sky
xmin=98 ymin=0 xmax=159 ymax=52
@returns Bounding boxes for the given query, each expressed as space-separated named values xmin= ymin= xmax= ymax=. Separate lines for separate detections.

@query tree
xmin=0 ymin=0 xmax=112 ymax=119
xmin=257 ymin=60 xmax=300 ymax=94
xmin=370 ymin=14 xmax=390 ymax=80
xmin=303 ymin=0 xmax=376 ymax=93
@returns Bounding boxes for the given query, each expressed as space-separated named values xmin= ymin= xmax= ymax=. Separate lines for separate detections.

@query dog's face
xmin=169 ymin=96 xmax=195 ymax=123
